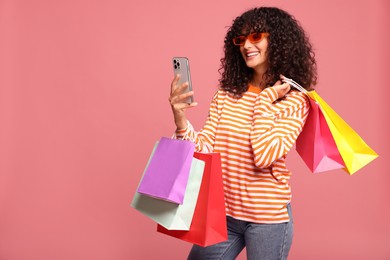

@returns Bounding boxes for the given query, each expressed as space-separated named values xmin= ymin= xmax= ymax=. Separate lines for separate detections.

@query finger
xmin=172 ymin=82 xmax=190 ymax=97
xmin=280 ymin=75 xmax=292 ymax=85
xmin=273 ymin=82 xmax=290 ymax=99
xmin=273 ymin=80 xmax=282 ymax=87
xmin=170 ymin=81 xmax=189 ymax=102
xmin=187 ymin=102 xmax=198 ymax=108
xmin=172 ymin=102 xmax=198 ymax=111
xmin=280 ymin=83 xmax=291 ymax=95
xmin=170 ymin=74 xmax=181 ymax=92
xmin=178 ymin=82 xmax=190 ymax=92
xmin=280 ymin=82 xmax=291 ymax=91
xmin=170 ymin=90 xmax=194 ymax=105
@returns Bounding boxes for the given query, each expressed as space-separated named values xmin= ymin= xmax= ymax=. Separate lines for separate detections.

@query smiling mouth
xmin=246 ymin=52 xmax=259 ymax=57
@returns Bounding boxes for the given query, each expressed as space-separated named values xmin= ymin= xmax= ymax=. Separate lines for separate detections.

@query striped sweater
xmin=176 ymin=85 xmax=310 ymax=223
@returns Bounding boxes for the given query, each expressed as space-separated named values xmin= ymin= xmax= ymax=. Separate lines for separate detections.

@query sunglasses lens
xmin=249 ymin=33 xmax=263 ymax=43
xmin=233 ymin=36 xmax=246 ymax=46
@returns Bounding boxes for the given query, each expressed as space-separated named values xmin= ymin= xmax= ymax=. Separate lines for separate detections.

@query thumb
xmin=273 ymin=80 xmax=282 ymax=87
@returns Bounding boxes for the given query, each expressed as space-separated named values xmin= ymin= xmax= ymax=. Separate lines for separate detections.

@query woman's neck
xmin=250 ymin=72 xmax=266 ymax=89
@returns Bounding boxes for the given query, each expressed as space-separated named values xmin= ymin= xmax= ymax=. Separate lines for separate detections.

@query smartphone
xmin=172 ymin=57 xmax=193 ymax=104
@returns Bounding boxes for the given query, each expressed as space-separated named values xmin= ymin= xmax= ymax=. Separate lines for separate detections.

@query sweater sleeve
xmin=174 ymin=91 xmax=221 ymax=153
xmin=250 ymin=88 xmax=310 ymax=168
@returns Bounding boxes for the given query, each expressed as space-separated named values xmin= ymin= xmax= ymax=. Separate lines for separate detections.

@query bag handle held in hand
xmin=281 ymin=76 xmax=308 ymax=94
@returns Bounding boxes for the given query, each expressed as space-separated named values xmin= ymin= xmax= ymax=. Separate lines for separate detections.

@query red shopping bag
xmin=157 ymin=152 xmax=228 ymax=247
xmin=296 ymin=98 xmax=345 ymax=173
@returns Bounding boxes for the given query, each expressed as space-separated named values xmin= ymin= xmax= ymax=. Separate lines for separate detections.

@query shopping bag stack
xmin=283 ymin=77 xmax=379 ymax=174
xmin=131 ymin=137 xmax=228 ymax=247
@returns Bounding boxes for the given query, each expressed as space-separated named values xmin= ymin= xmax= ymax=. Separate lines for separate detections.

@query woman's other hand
xmin=272 ymin=80 xmax=291 ymax=99
xmin=169 ymin=74 xmax=198 ymax=130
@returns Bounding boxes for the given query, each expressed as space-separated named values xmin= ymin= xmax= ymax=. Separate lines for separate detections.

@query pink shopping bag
xmin=296 ymin=98 xmax=345 ymax=173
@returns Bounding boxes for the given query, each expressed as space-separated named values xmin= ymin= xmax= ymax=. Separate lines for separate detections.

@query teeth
xmin=247 ymin=52 xmax=258 ymax=57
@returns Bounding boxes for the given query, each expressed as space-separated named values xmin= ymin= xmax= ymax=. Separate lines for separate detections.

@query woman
xmin=169 ymin=7 xmax=317 ymax=260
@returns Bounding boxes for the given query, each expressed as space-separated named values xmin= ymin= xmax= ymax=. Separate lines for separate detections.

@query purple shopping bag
xmin=137 ymin=137 xmax=195 ymax=204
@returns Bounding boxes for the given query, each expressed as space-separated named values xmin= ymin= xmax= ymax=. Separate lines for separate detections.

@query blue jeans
xmin=188 ymin=204 xmax=293 ymax=260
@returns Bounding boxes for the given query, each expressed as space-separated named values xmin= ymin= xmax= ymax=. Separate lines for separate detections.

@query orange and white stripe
xmin=176 ymin=85 xmax=309 ymax=224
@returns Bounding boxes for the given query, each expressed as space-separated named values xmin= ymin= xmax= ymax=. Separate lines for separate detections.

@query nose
xmin=243 ymin=38 xmax=253 ymax=48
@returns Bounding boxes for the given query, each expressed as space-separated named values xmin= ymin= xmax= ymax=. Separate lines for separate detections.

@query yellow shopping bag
xmin=284 ymin=77 xmax=378 ymax=175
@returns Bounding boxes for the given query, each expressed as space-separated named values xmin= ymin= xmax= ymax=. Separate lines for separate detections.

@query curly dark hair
xmin=219 ymin=7 xmax=317 ymax=96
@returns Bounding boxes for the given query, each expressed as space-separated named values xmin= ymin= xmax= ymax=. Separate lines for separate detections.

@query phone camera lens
xmin=174 ymin=64 xmax=178 ymax=69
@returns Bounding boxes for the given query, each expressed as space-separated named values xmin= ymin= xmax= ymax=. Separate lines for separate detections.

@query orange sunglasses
xmin=232 ymin=32 xmax=269 ymax=46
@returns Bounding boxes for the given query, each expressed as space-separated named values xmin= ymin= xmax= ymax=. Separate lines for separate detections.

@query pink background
xmin=0 ymin=0 xmax=389 ymax=259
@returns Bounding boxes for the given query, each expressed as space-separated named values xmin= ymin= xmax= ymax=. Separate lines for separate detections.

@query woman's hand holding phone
xmin=169 ymin=74 xmax=198 ymax=130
